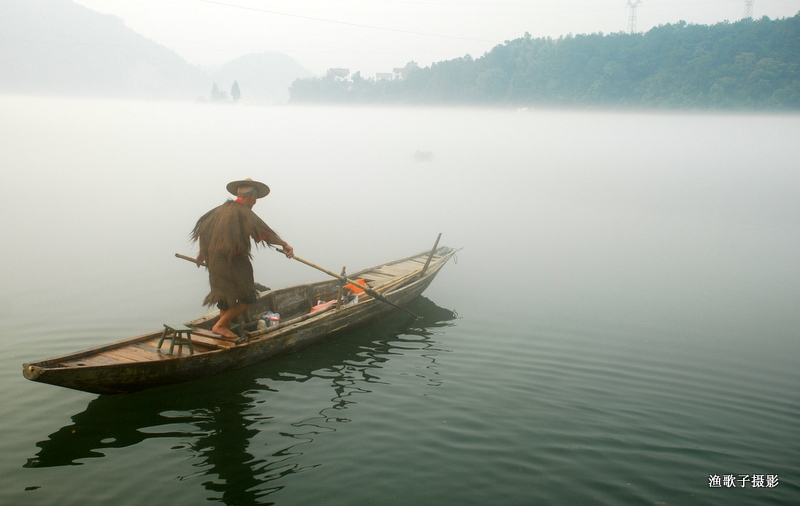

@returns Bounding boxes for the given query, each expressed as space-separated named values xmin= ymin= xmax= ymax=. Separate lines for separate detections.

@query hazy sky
xmin=72 ymin=0 xmax=799 ymax=76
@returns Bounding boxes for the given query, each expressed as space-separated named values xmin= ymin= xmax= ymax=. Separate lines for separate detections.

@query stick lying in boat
xmin=277 ymin=249 xmax=421 ymax=319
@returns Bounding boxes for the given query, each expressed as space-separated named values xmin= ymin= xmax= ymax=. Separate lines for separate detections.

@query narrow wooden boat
xmin=23 ymin=246 xmax=458 ymax=395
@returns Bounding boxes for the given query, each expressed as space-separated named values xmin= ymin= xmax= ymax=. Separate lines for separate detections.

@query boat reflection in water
xmin=24 ymin=297 xmax=458 ymax=504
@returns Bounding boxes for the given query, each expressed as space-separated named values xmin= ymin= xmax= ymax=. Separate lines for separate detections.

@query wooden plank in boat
xmin=190 ymin=328 xmax=238 ymax=345
xmin=60 ymin=354 xmax=123 ymax=368
xmin=102 ymin=346 xmax=166 ymax=363
xmin=130 ymin=342 xmax=158 ymax=354
xmin=138 ymin=334 xmax=226 ymax=354
xmin=185 ymin=334 xmax=231 ymax=349
xmin=124 ymin=342 xmax=169 ymax=357
xmin=132 ymin=340 xmax=208 ymax=355
xmin=363 ymin=277 xmax=393 ymax=288
xmin=364 ymin=271 xmax=395 ymax=280
xmin=377 ymin=268 xmax=413 ymax=278
xmin=374 ymin=265 xmax=411 ymax=276
xmin=100 ymin=350 xmax=153 ymax=363
xmin=189 ymin=327 xmax=222 ymax=338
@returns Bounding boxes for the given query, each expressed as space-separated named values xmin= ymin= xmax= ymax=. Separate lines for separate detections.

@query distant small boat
xmin=413 ymin=150 xmax=434 ymax=162
xmin=23 ymin=246 xmax=458 ymax=395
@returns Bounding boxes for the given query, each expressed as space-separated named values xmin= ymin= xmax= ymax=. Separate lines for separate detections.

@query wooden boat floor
xmin=57 ymin=331 xmax=233 ymax=368
xmin=366 ymin=273 xmax=394 ymax=285
xmin=368 ymin=257 xmax=430 ymax=282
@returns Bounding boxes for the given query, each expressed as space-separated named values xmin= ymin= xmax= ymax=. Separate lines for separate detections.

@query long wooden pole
xmin=420 ymin=233 xmax=442 ymax=275
xmin=175 ymin=253 xmax=206 ymax=267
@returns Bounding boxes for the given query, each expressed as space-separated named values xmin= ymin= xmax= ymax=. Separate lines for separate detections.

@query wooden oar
xmin=278 ymin=250 xmax=421 ymax=319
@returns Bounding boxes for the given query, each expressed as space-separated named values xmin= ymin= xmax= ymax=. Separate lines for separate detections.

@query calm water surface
xmin=1 ymin=97 xmax=798 ymax=505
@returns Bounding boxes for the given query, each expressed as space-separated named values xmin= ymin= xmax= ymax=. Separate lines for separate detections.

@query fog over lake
xmin=1 ymin=96 xmax=798 ymax=505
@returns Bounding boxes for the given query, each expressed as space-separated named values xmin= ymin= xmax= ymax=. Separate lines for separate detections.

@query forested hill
xmin=289 ymin=14 xmax=800 ymax=109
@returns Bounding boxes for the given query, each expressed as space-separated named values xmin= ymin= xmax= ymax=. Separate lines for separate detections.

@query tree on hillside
xmin=231 ymin=81 xmax=241 ymax=103
xmin=210 ymin=83 xmax=228 ymax=102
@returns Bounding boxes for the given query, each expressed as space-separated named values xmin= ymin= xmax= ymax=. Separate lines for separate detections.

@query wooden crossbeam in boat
xmin=185 ymin=334 xmax=232 ymax=349
xmin=190 ymin=327 xmax=239 ymax=344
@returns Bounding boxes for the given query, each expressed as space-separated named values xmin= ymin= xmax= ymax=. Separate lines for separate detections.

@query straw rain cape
xmin=192 ymin=200 xmax=281 ymax=309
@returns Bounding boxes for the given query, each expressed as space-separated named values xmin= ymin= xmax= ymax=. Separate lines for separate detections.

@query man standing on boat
xmin=192 ymin=178 xmax=294 ymax=339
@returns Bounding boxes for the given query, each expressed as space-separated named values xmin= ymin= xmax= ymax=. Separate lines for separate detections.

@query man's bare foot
xmin=211 ymin=324 xmax=238 ymax=339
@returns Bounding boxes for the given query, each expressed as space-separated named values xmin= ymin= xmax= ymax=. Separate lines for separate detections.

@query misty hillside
xmin=0 ymin=0 xmax=208 ymax=99
xmin=0 ymin=0 xmax=314 ymax=102
xmin=291 ymin=14 xmax=800 ymax=110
